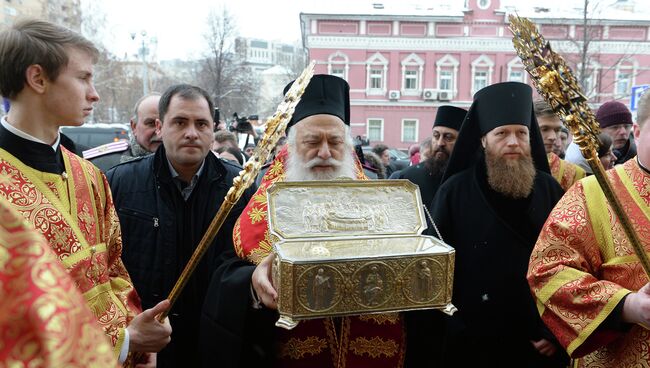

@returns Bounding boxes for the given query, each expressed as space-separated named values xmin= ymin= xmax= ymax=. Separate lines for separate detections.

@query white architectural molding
xmin=507 ymin=56 xmax=527 ymax=83
xmin=614 ymin=59 xmax=638 ymax=97
xmin=401 ymin=53 xmax=425 ymax=95
xmin=471 ymin=54 xmax=494 ymax=94
xmin=428 ymin=21 xmax=435 ymax=36
xmin=401 ymin=119 xmax=419 ymax=143
xmin=366 ymin=118 xmax=384 ymax=141
xmin=327 ymin=51 xmax=350 ymax=80
xmin=360 ymin=20 xmax=367 ymax=35
xmin=365 ymin=52 xmax=389 ymax=95
xmin=306 ymin=36 xmax=650 ymax=55
xmin=436 ymin=54 xmax=459 ymax=98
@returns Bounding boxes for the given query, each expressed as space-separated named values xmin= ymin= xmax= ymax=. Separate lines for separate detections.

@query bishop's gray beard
xmin=485 ymin=149 xmax=536 ymax=199
xmin=285 ymin=147 xmax=357 ymax=181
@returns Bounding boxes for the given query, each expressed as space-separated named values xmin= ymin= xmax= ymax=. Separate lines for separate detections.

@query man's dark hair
xmin=0 ymin=18 xmax=99 ymax=99
xmin=158 ymin=84 xmax=214 ymax=122
xmin=372 ymin=144 xmax=389 ymax=157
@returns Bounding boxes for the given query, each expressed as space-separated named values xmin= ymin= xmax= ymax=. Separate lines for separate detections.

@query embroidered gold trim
xmin=358 ymin=313 xmax=400 ymax=325
xmin=278 ymin=336 xmax=328 ymax=360
xmin=349 ymin=336 xmax=398 ymax=358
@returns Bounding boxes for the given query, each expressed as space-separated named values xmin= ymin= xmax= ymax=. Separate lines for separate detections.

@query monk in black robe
xmin=390 ymin=105 xmax=466 ymax=207
xmin=428 ymin=82 xmax=567 ymax=367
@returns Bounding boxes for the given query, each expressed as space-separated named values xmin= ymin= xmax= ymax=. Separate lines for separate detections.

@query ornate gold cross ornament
xmin=508 ymin=15 xmax=650 ymax=279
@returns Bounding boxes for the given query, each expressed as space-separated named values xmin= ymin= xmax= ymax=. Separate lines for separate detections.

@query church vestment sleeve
xmin=527 ymin=180 xmax=632 ymax=358
xmin=100 ymin=170 xmax=142 ymax=356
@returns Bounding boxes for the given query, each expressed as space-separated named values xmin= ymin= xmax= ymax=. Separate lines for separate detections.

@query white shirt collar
xmin=1 ymin=116 xmax=61 ymax=151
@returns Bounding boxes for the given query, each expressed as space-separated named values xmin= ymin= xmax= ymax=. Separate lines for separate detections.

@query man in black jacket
xmin=107 ymin=84 xmax=255 ymax=367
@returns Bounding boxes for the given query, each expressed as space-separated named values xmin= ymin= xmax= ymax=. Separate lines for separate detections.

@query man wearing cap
xmin=389 ymin=105 xmax=466 ymax=207
xmin=201 ymin=75 xmax=406 ymax=368
xmin=534 ymin=99 xmax=585 ymax=190
xmin=566 ymin=100 xmax=636 ymax=172
xmin=429 ymin=82 xmax=567 ymax=367
xmin=527 ymin=83 xmax=650 ymax=367
xmin=84 ymin=93 xmax=162 ymax=172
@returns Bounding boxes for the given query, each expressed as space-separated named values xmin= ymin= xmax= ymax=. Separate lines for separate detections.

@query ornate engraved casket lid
xmin=267 ymin=179 xmax=456 ymax=330
xmin=267 ymin=179 xmax=427 ymax=240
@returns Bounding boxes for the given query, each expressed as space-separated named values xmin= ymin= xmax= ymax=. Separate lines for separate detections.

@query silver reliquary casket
xmin=268 ymin=179 xmax=456 ymax=330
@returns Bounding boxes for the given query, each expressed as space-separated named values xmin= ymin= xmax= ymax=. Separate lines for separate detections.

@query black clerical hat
xmin=434 ymin=105 xmax=467 ymax=131
xmin=441 ymin=82 xmax=550 ymax=183
xmin=283 ymin=74 xmax=350 ymax=130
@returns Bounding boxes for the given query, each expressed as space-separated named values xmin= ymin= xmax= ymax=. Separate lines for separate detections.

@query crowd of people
xmin=2 ymin=18 xmax=650 ymax=368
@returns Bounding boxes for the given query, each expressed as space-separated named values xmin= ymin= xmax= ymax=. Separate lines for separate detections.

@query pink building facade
xmin=300 ymin=0 xmax=650 ymax=149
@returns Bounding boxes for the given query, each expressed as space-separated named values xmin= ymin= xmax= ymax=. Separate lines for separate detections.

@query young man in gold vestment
xmin=0 ymin=19 xmax=171 ymax=366
xmin=528 ymin=90 xmax=650 ymax=366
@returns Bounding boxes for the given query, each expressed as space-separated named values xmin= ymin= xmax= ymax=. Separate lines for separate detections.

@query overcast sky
xmin=88 ymin=0 xmax=630 ymax=61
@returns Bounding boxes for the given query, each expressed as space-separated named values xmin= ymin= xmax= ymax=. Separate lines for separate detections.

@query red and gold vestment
xmin=0 ymin=147 xmax=141 ymax=363
xmin=0 ymin=197 xmax=118 ymax=367
xmin=234 ymin=146 xmax=406 ymax=368
xmin=529 ymin=158 xmax=650 ymax=367
xmin=547 ymin=152 xmax=586 ymax=191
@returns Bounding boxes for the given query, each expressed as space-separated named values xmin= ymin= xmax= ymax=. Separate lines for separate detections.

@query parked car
xmin=60 ymin=123 xmax=130 ymax=149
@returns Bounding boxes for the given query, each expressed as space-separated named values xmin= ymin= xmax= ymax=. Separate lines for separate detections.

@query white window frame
xmin=614 ymin=60 xmax=637 ymax=98
xmin=365 ymin=52 xmax=388 ymax=95
xmin=471 ymin=54 xmax=494 ymax=95
xmin=401 ymin=53 xmax=424 ymax=96
xmin=436 ymin=54 xmax=459 ymax=98
xmin=404 ymin=70 xmax=418 ymax=90
xmin=327 ymin=51 xmax=349 ymax=80
xmin=367 ymin=118 xmax=384 ymax=142
xmin=507 ymin=57 xmax=527 ymax=83
xmin=401 ymin=119 xmax=419 ymax=143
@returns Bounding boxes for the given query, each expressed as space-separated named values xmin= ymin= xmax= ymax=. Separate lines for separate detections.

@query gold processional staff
xmin=157 ymin=61 xmax=316 ymax=321
xmin=508 ymin=15 xmax=650 ymax=279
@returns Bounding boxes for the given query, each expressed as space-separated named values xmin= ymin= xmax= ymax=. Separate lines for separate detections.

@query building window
xmin=436 ymin=54 xmax=459 ymax=98
xmin=402 ymin=119 xmax=418 ymax=143
xmin=404 ymin=70 xmax=418 ymax=90
xmin=471 ymin=55 xmax=494 ymax=95
xmin=616 ymin=71 xmax=631 ymax=96
xmin=366 ymin=52 xmax=388 ymax=95
xmin=370 ymin=69 xmax=383 ymax=89
xmin=473 ymin=70 xmax=488 ymax=92
xmin=614 ymin=61 xmax=636 ymax=97
xmin=507 ymin=57 xmax=527 ymax=84
xmin=439 ymin=70 xmax=453 ymax=91
xmin=508 ymin=70 xmax=524 ymax=82
xmin=367 ymin=119 xmax=384 ymax=142
xmin=331 ymin=67 xmax=345 ymax=79
xmin=401 ymin=53 xmax=424 ymax=96
xmin=478 ymin=0 xmax=491 ymax=9
xmin=328 ymin=51 xmax=349 ymax=80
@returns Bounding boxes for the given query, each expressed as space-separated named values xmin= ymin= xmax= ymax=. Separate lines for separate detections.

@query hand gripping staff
xmin=508 ymin=15 xmax=650 ymax=279
xmin=157 ymin=61 xmax=316 ymax=321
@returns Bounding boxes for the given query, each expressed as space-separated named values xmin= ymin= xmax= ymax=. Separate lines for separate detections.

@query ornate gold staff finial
xmin=158 ymin=61 xmax=316 ymax=321
xmin=508 ymin=15 xmax=650 ymax=279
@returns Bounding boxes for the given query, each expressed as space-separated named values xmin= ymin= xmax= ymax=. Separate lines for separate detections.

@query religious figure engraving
xmin=312 ymin=268 xmax=331 ymax=310
xmin=416 ymin=260 xmax=433 ymax=301
xmin=363 ymin=266 xmax=383 ymax=306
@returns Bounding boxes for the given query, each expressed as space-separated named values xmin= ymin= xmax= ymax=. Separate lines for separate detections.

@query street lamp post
xmin=130 ymin=30 xmax=156 ymax=96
